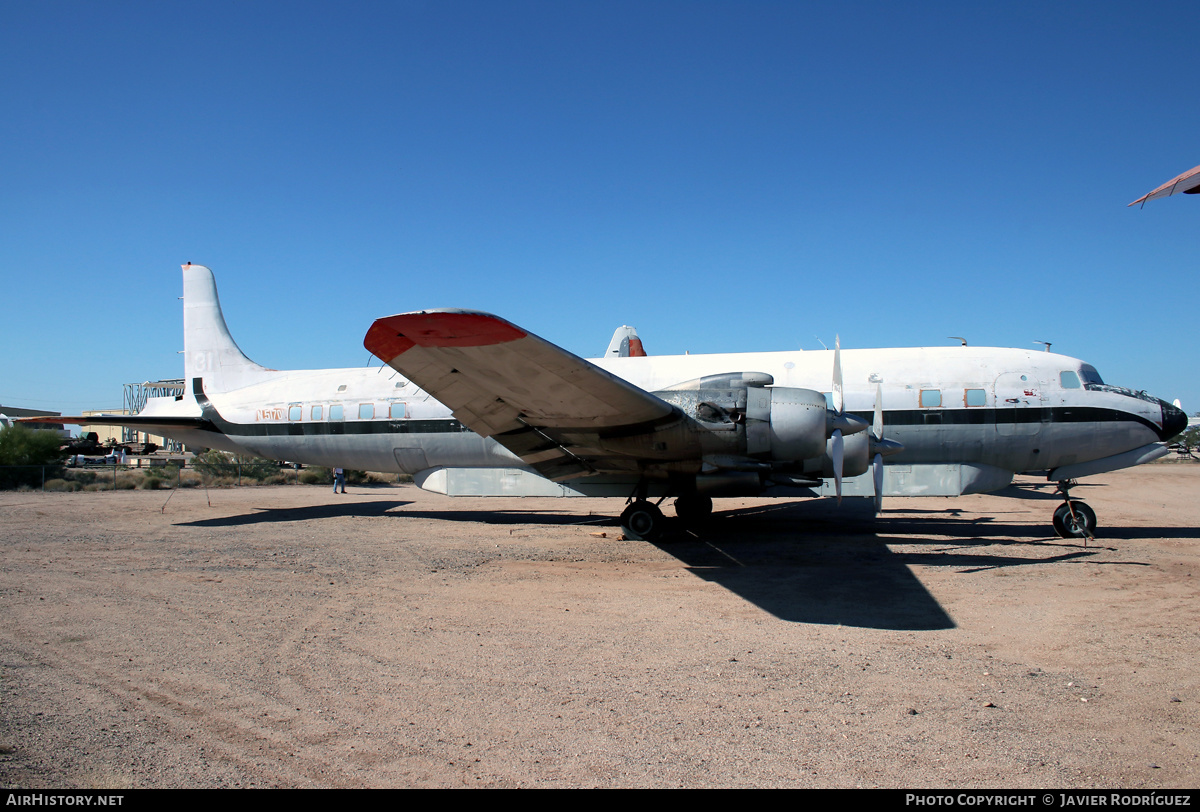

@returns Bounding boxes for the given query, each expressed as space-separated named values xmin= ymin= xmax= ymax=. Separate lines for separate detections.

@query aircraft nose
xmin=1160 ymin=400 xmax=1188 ymax=440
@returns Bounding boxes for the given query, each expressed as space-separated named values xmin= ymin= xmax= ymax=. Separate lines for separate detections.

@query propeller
xmin=825 ymin=337 xmax=881 ymax=505
xmin=867 ymin=382 xmax=904 ymax=513
xmin=832 ymin=337 xmax=843 ymax=503
xmin=826 ymin=336 xmax=869 ymax=504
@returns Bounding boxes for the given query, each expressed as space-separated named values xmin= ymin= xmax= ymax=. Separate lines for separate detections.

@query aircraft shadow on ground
xmin=175 ymin=496 xmax=1190 ymax=630
xmin=174 ymin=500 xmax=413 ymax=527
xmin=993 ymin=481 xmax=1105 ymax=501
xmin=395 ymin=496 xmax=1191 ymax=629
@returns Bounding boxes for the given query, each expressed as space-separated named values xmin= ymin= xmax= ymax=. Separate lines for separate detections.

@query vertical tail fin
xmin=182 ymin=263 xmax=275 ymax=392
xmin=605 ymin=325 xmax=647 ymax=358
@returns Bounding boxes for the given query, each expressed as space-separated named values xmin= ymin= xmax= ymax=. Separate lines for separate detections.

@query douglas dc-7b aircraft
xmin=41 ymin=263 xmax=1186 ymax=541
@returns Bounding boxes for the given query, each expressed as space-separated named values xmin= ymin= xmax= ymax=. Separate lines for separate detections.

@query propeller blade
xmin=832 ymin=428 xmax=844 ymax=504
xmin=872 ymin=383 xmax=883 ymax=441
xmin=872 ymin=452 xmax=884 ymax=514
xmin=832 ymin=335 xmax=844 ymax=415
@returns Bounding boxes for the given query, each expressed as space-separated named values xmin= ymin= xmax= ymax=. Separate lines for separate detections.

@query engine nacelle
xmin=655 ymin=373 xmax=830 ymax=464
xmin=746 ymin=386 xmax=828 ymax=462
xmin=809 ymin=430 xmax=870 ymax=479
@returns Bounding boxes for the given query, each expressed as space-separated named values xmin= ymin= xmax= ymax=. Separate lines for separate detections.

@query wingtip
xmin=365 ymin=311 xmax=528 ymax=360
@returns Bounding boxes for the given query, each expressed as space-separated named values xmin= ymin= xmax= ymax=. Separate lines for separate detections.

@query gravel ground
xmin=1 ymin=466 xmax=1197 ymax=788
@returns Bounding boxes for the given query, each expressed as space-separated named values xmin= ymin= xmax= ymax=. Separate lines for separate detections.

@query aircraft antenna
xmin=948 ymin=336 xmax=967 ymax=346
xmin=1034 ymin=341 xmax=1052 ymax=352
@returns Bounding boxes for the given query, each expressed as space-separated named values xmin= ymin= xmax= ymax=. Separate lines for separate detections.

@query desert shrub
xmin=362 ymin=471 xmax=410 ymax=484
xmin=43 ymin=478 xmax=78 ymax=492
xmin=193 ymin=450 xmax=278 ymax=482
xmin=301 ymin=466 xmax=331 ymax=485
xmin=0 ymin=425 xmax=67 ymax=489
xmin=65 ymin=470 xmax=97 ymax=486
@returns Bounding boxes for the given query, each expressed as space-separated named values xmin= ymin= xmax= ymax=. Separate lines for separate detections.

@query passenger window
xmin=330 ymin=404 xmax=344 ymax=421
xmin=920 ymin=389 xmax=942 ymax=408
xmin=359 ymin=403 xmax=374 ymax=420
xmin=288 ymin=405 xmax=302 ymax=421
xmin=311 ymin=405 xmax=323 ymax=420
xmin=1060 ymin=371 xmax=1081 ymax=389
xmin=390 ymin=402 xmax=406 ymax=419
xmin=964 ymin=389 xmax=986 ymax=407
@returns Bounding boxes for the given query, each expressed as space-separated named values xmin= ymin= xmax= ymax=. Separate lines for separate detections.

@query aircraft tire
xmin=621 ymin=500 xmax=665 ymax=541
xmin=673 ymin=494 xmax=713 ymax=525
xmin=1052 ymin=501 xmax=1097 ymax=539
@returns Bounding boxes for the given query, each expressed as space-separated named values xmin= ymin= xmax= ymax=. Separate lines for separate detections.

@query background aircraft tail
xmin=605 ymin=325 xmax=647 ymax=358
xmin=182 ymin=263 xmax=277 ymax=393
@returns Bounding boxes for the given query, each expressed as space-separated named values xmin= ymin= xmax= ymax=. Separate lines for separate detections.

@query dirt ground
xmin=1 ymin=465 xmax=1197 ymax=788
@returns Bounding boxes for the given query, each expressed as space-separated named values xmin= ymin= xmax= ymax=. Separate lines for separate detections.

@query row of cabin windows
xmin=919 ymin=389 xmax=987 ymax=408
xmin=919 ymin=371 xmax=1085 ymax=407
xmin=286 ymin=403 xmax=407 ymax=422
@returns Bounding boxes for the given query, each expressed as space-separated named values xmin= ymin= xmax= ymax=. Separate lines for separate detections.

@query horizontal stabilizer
xmin=20 ymin=415 xmax=214 ymax=434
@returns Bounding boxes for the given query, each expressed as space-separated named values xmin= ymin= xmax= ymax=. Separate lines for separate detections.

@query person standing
xmin=333 ymin=467 xmax=346 ymax=494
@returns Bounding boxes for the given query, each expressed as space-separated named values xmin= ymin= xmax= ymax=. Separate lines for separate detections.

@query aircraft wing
xmin=1129 ymin=163 xmax=1200 ymax=206
xmin=364 ymin=310 xmax=679 ymax=480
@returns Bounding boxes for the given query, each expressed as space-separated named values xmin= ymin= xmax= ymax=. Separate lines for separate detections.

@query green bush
xmin=0 ymin=425 xmax=67 ymax=489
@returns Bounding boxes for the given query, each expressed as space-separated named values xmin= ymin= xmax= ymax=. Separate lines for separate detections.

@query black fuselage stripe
xmin=193 ymin=380 xmax=1163 ymax=441
xmin=848 ymin=406 xmax=1163 ymax=437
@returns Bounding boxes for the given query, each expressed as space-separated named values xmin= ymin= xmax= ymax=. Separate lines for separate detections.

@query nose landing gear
xmin=1052 ymin=480 xmax=1097 ymax=541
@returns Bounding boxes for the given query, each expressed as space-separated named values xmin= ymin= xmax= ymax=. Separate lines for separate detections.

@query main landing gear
xmin=673 ymin=493 xmax=713 ymax=526
xmin=1051 ymin=480 xmax=1097 ymax=541
xmin=620 ymin=500 xmax=665 ymax=541
xmin=619 ymin=485 xmax=714 ymax=541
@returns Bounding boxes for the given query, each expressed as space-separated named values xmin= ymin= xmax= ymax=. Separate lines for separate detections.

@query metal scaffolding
xmin=122 ymin=379 xmax=186 ymax=450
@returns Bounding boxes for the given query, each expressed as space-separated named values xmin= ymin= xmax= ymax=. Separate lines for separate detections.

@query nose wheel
xmin=1051 ymin=481 xmax=1097 ymax=540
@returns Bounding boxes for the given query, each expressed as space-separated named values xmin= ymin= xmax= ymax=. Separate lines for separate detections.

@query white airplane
xmin=40 ymin=263 xmax=1186 ymax=541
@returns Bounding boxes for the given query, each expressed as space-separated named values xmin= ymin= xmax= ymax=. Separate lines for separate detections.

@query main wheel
xmin=621 ymin=500 xmax=665 ymax=541
xmin=1052 ymin=501 xmax=1097 ymax=539
xmin=673 ymin=493 xmax=713 ymax=525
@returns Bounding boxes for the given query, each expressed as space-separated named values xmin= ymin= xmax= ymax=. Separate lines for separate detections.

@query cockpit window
xmin=1060 ymin=371 xmax=1081 ymax=389
xmin=1084 ymin=382 xmax=1160 ymax=404
xmin=1080 ymin=364 xmax=1104 ymax=385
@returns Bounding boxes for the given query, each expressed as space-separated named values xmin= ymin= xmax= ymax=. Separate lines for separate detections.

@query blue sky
xmin=2 ymin=1 xmax=1197 ymax=415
